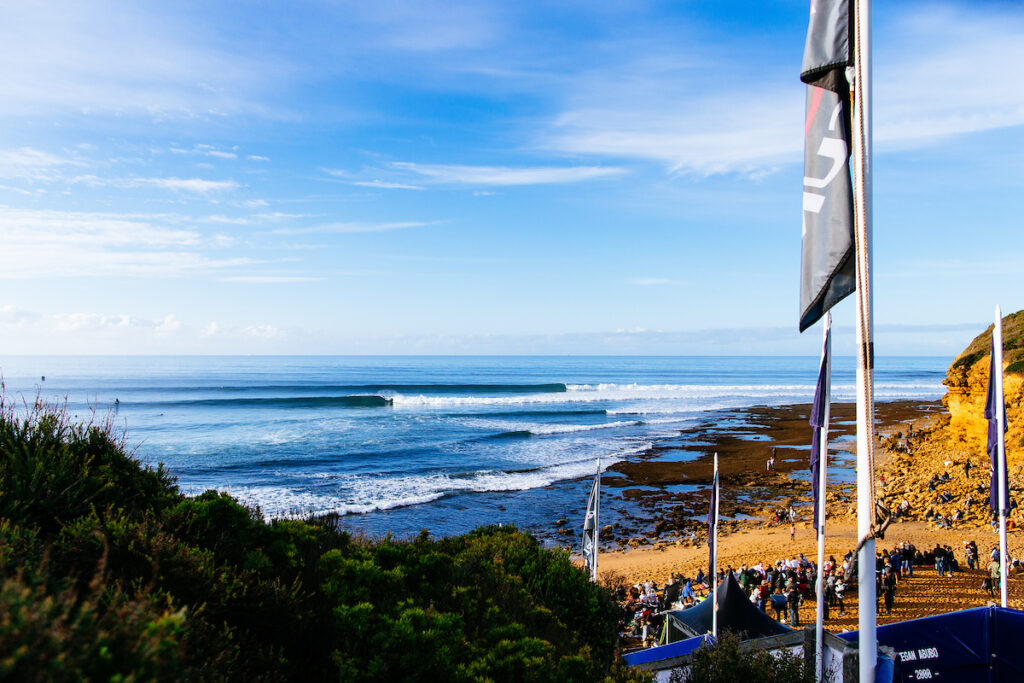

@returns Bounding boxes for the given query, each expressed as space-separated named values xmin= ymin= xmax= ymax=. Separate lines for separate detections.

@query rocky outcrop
xmin=879 ymin=310 xmax=1024 ymax=528
xmin=942 ymin=309 xmax=1024 ymax=454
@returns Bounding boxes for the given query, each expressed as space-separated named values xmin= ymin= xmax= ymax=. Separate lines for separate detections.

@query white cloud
xmin=0 ymin=147 xmax=87 ymax=181
xmin=137 ymin=177 xmax=240 ymax=193
xmin=273 ymin=220 xmax=434 ymax=235
xmin=220 ymin=276 xmax=324 ymax=283
xmin=247 ymin=155 xmax=270 ymax=162
xmin=631 ymin=277 xmax=683 ymax=286
xmin=541 ymin=5 xmax=1024 ymax=174
xmin=0 ymin=2 xmax=289 ymax=118
xmin=0 ymin=207 xmax=255 ymax=278
xmin=390 ymin=162 xmax=626 ymax=186
xmin=353 ymin=180 xmax=426 ymax=190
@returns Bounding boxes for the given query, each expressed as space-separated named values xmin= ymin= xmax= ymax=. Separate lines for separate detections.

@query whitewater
xmin=0 ymin=355 xmax=947 ymax=537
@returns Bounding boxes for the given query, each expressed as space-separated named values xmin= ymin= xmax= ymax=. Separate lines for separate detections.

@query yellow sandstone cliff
xmin=879 ymin=310 xmax=1024 ymax=527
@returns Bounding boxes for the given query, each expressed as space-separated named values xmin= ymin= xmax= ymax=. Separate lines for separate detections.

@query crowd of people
xmin=618 ymin=538 xmax=1023 ymax=647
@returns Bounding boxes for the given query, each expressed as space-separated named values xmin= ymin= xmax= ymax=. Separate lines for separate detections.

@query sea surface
xmin=0 ymin=356 xmax=947 ymax=539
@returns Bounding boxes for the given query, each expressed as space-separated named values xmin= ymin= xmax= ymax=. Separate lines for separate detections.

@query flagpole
xmin=851 ymin=1 xmax=877 ymax=681
xmin=994 ymin=307 xmax=1008 ymax=607
xmin=712 ymin=452 xmax=719 ymax=640
xmin=815 ymin=313 xmax=831 ymax=683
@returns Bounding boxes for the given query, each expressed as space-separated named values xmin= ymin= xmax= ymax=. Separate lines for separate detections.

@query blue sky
xmin=0 ymin=0 xmax=1021 ymax=356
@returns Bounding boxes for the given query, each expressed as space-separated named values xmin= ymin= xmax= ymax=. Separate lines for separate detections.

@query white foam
xmin=221 ymin=444 xmax=650 ymax=520
xmin=390 ymin=381 xmax=943 ymax=409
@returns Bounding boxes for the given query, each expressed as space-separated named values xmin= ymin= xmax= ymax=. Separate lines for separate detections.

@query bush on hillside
xmin=0 ymin=400 xmax=634 ymax=681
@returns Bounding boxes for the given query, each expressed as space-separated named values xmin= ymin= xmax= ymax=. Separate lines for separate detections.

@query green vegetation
xmin=950 ymin=309 xmax=1024 ymax=373
xmin=0 ymin=399 xmax=639 ymax=682
xmin=670 ymin=633 xmax=816 ymax=683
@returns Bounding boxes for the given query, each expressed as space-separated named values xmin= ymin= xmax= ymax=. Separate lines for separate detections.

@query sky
xmin=0 ymin=0 xmax=1021 ymax=356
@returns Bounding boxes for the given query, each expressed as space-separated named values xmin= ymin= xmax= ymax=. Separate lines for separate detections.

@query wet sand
xmin=583 ymin=398 xmax=1024 ymax=627
xmin=591 ymin=400 xmax=944 ymax=550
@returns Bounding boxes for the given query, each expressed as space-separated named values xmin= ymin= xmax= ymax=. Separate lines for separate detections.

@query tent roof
xmin=664 ymin=572 xmax=791 ymax=641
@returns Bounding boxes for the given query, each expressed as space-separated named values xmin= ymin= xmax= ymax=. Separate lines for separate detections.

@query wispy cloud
xmin=219 ymin=275 xmax=324 ymax=283
xmin=272 ymin=220 xmax=435 ymax=235
xmin=353 ymin=180 xmax=426 ymax=190
xmin=70 ymin=175 xmax=240 ymax=194
xmin=541 ymin=5 xmax=1024 ymax=174
xmin=0 ymin=146 xmax=87 ymax=181
xmin=631 ymin=277 xmax=684 ymax=286
xmin=137 ymin=177 xmax=240 ymax=193
xmin=0 ymin=2 xmax=289 ymax=118
xmin=390 ymin=162 xmax=626 ymax=186
xmin=0 ymin=207 xmax=252 ymax=278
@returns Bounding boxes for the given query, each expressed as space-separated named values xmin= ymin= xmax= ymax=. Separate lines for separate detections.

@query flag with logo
xmin=799 ymin=0 xmax=855 ymax=332
xmin=985 ymin=338 xmax=1009 ymax=515
xmin=582 ymin=470 xmax=600 ymax=577
xmin=707 ymin=468 xmax=718 ymax=582
xmin=809 ymin=327 xmax=830 ymax=530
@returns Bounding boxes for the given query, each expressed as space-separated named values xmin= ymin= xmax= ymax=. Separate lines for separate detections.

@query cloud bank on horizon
xmin=0 ymin=0 xmax=1020 ymax=355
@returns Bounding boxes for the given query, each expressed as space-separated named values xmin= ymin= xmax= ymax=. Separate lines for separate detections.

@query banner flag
xmin=986 ymin=338 xmax=1009 ymax=515
xmin=799 ymin=0 xmax=855 ymax=332
xmin=582 ymin=468 xmax=600 ymax=578
xmin=707 ymin=468 xmax=718 ymax=582
xmin=809 ymin=326 xmax=831 ymax=530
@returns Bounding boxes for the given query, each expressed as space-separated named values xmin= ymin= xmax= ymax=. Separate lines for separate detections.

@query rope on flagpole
xmin=849 ymin=0 xmax=890 ymax=558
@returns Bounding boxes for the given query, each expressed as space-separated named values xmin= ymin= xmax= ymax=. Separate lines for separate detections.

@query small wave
xmin=127 ymin=395 xmax=393 ymax=409
xmin=130 ymin=382 xmax=568 ymax=396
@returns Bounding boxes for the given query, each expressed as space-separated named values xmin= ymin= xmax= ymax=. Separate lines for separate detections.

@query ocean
xmin=0 ymin=355 xmax=947 ymax=541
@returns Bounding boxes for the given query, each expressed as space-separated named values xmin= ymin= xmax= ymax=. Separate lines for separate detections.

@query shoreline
xmin=573 ymin=399 xmax=943 ymax=552
xmin=583 ymin=396 xmax=1024 ymax=629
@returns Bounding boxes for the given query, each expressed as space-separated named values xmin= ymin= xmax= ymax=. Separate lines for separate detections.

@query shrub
xmin=0 ymin=402 xmax=634 ymax=681
xmin=672 ymin=632 xmax=815 ymax=683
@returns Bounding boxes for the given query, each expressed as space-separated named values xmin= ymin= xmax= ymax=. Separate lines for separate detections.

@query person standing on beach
xmin=881 ymin=567 xmax=898 ymax=615
xmin=786 ymin=585 xmax=801 ymax=627
xmin=790 ymin=523 xmax=796 ymax=542
xmin=767 ymin=448 xmax=776 ymax=472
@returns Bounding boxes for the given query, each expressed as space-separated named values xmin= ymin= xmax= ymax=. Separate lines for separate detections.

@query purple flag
xmin=985 ymin=338 xmax=1009 ymax=515
xmin=707 ymin=468 xmax=718 ymax=583
xmin=809 ymin=328 xmax=830 ymax=530
xmin=799 ymin=1 xmax=855 ymax=332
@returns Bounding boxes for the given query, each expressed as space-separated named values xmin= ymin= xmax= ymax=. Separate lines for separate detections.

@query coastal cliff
xmin=881 ymin=309 xmax=1024 ymax=526
xmin=942 ymin=309 xmax=1024 ymax=453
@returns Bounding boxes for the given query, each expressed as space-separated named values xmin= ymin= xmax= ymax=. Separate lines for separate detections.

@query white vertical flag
xmin=582 ymin=460 xmax=600 ymax=582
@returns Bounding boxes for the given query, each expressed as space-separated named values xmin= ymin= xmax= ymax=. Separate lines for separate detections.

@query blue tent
xmin=622 ymin=635 xmax=706 ymax=668
xmin=838 ymin=606 xmax=1024 ymax=682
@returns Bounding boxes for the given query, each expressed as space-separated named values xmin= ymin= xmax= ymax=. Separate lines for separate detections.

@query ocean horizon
xmin=0 ymin=355 xmax=948 ymax=540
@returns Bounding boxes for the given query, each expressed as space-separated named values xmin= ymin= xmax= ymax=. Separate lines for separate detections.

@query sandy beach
xmin=588 ymin=395 xmax=1024 ymax=630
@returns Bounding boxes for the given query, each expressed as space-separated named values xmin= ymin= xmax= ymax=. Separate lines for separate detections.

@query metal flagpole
xmin=712 ymin=452 xmax=719 ymax=640
xmin=815 ymin=313 xmax=832 ymax=683
xmin=994 ymin=307 xmax=1008 ymax=607
xmin=851 ymin=1 xmax=877 ymax=681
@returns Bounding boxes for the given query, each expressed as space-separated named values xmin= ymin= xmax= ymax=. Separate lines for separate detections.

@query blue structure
xmin=622 ymin=635 xmax=707 ymax=668
xmin=838 ymin=606 xmax=1024 ymax=682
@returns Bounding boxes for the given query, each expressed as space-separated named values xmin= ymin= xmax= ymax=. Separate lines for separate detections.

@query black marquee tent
xmin=663 ymin=572 xmax=792 ymax=642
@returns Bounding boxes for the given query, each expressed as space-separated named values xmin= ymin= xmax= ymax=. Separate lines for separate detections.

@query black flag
xmin=799 ymin=0 xmax=855 ymax=332
xmin=985 ymin=338 xmax=1009 ymax=515
xmin=809 ymin=327 xmax=830 ymax=531
xmin=707 ymin=468 xmax=718 ymax=583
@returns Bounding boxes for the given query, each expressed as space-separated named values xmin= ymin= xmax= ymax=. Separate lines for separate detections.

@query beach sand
xmin=588 ymin=398 xmax=1024 ymax=630
xmin=599 ymin=518 xmax=1024 ymax=630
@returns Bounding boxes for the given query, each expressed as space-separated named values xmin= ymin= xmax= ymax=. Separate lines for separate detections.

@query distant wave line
xmin=125 ymin=395 xmax=393 ymax=409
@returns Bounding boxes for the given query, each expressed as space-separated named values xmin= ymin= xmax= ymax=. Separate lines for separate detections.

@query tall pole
xmin=851 ymin=1 xmax=877 ymax=681
xmin=995 ymin=307 xmax=1008 ymax=607
xmin=712 ymin=452 xmax=719 ymax=640
xmin=815 ymin=313 xmax=832 ymax=683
